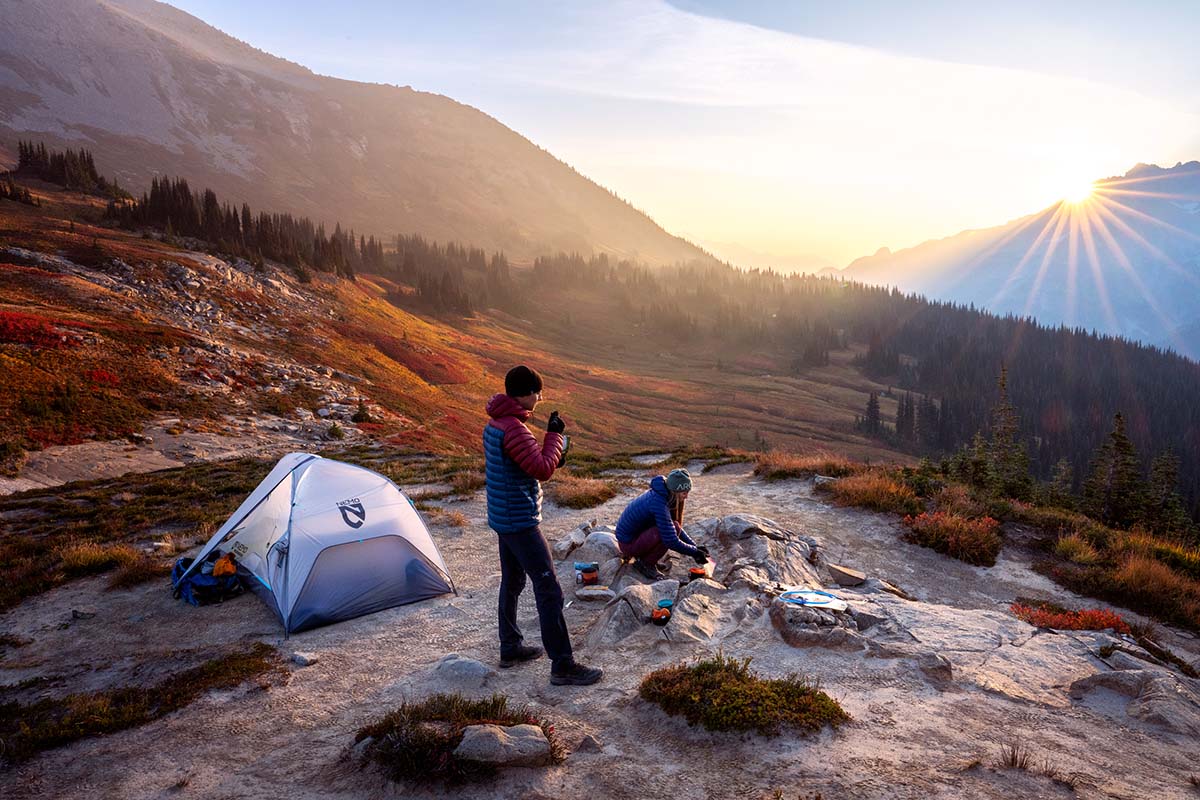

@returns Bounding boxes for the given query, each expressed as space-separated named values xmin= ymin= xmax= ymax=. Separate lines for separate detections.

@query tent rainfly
xmin=181 ymin=453 xmax=454 ymax=633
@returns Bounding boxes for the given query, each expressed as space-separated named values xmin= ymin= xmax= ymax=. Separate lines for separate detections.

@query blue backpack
xmin=171 ymin=555 xmax=244 ymax=606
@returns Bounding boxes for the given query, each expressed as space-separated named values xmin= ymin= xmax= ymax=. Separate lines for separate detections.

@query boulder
xmin=572 ymin=529 xmax=621 ymax=564
xmin=552 ymin=526 xmax=588 ymax=560
xmin=616 ymin=579 xmax=680 ymax=621
xmin=291 ymin=651 xmax=319 ymax=667
xmin=670 ymin=593 xmax=722 ymax=641
xmin=453 ymin=724 xmax=553 ymax=767
xmin=597 ymin=556 xmax=625 ymax=587
xmin=678 ymin=577 xmax=727 ymax=602
xmin=431 ymin=654 xmax=495 ymax=689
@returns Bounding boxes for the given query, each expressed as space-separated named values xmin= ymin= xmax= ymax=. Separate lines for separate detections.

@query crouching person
xmin=484 ymin=365 xmax=603 ymax=686
xmin=614 ymin=468 xmax=709 ymax=579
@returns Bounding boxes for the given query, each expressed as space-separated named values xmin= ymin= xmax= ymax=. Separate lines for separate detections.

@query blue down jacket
xmin=614 ymin=476 xmax=700 ymax=556
xmin=483 ymin=393 xmax=564 ymax=534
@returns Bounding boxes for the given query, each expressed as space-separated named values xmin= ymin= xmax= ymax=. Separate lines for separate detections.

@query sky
xmin=169 ymin=0 xmax=1200 ymax=269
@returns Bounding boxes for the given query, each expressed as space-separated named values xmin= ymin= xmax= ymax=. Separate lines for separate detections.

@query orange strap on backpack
xmin=212 ymin=553 xmax=237 ymax=577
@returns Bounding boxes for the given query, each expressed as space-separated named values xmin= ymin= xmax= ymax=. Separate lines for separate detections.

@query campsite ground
xmin=3 ymin=460 xmax=1199 ymax=799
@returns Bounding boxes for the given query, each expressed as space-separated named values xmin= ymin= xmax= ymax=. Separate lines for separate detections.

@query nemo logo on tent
xmin=337 ymin=498 xmax=366 ymax=528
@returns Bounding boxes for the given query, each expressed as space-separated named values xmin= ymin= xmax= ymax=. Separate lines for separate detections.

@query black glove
xmin=696 ymin=545 xmax=710 ymax=558
xmin=692 ymin=549 xmax=709 ymax=566
xmin=547 ymin=410 xmax=565 ymax=434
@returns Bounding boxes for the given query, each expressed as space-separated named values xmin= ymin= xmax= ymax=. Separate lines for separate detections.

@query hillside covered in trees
xmin=30 ymin=141 xmax=1200 ymax=523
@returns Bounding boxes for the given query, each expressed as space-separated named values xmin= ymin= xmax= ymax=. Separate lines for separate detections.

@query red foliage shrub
xmin=904 ymin=511 xmax=1002 ymax=566
xmin=86 ymin=368 xmax=120 ymax=387
xmin=1010 ymin=602 xmax=1131 ymax=634
xmin=0 ymin=310 xmax=66 ymax=348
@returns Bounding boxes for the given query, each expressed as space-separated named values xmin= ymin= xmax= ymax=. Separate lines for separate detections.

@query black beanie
xmin=505 ymin=365 xmax=543 ymax=397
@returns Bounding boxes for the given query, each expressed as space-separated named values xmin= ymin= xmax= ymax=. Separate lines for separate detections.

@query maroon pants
xmin=619 ymin=526 xmax=668 ymax=566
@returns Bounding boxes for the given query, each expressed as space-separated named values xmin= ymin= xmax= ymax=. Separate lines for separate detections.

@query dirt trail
xmin=3 ymin=463 xmax=1198 ymax=799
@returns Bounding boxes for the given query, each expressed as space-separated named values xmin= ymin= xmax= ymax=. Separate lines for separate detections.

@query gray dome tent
xmin=180 ymin=453 xmax=454 ymax=633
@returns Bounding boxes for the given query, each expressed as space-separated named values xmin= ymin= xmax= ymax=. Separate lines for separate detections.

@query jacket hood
xmin=486 ymin=393 xmax=531 ymax=422
xmin=649 ymin=475 xmax=670 ymax=496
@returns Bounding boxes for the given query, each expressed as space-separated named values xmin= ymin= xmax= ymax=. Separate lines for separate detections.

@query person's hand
xmin=547 ymin=410 xmax=566 ymax=434
xmin=692 ymin=549 xmax=709 ymax=566
xmin=696 ymin=545 xmax=710 ymax=559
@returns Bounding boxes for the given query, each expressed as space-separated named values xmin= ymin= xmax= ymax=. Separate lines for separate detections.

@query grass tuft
xmin=0 ymin=642 xmax=279 ymax=764
xmin=639 ymin=652 xmax=849 ymax=736
xmin=753 ymin=451 xmax=862 ymax=482
xmin=821 ymin=471 xmax=922 ymax=515
xmin=449 ymin=471 xmax=486 ymax=495
xmin=546 ymin=473 xmax=619 ymax=509
xmin=996 ymin=740 xmax=1033 ymax=770
xmin=57 ymin=541 xmax=141 ymax=576
xmin=903 ymin=511 xmax=1002 ymax=566
xmin=354 ymin=692 xmax=562 ymax=784
xmin=1054 ymin=533 xmax=1101 ymax=565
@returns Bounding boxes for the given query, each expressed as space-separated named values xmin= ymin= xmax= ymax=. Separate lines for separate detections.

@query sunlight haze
xmin=168 ymin=0 xmax=1200 ymax=268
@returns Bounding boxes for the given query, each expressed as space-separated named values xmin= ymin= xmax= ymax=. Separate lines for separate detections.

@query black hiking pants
xmin=497 ymin=524 xmax=572 ymax=669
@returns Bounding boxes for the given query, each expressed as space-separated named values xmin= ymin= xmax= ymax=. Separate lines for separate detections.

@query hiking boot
xmin=633 ymin=559 xmax=660 ymax=580
xmin=550 ymin=660 xmax=604 ymax=686
xmin=499 ymin=644 xmax=544 ymax=668
xmin=655 ymin=558 xmax=673 ymax=576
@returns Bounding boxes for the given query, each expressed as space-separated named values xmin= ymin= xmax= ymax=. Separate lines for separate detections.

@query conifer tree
xmin=987 ymin=365 xmax=1031 ymax=499
xmin=1081 ymin=412 xmax=1145 ymax=528
xmin=1144 ymin=451 xmax=1190 ymax=537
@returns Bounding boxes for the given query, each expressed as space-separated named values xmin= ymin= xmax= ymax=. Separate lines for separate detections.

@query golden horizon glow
xmin=1063 ymin=182 xmax=1096 ymax=205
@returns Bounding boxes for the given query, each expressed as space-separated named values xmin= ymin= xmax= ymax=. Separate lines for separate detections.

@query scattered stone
xmin=575 ymin=585 xmax=616 ymax=602
xmin=813 ymin=475 xmax=839 ymax=487
xmin=71 ymin=607 xmax=97 ymax=620
xmin=432 ymin=653 xmax=495 ymax=687
xmin=291 ymin=651 xmax=319 ymax=667
xmin=316 ymin=408 xmax=331 ymax=418
xmin=350 ymin=735 xmax=374 ymax=762
xmin=453 ymin=724 xmax=552 ymax=767
xmin=827 ymin=563 xmax=867 ymax=587
xmin=575 ymin=733 xmax=602 ymax=753
xmin=917 ymin=653 xmax=954 ymax=689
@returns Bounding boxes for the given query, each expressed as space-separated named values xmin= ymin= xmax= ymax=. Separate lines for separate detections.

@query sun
xmin=1063 ymin=181 xmax=1095 ymax=205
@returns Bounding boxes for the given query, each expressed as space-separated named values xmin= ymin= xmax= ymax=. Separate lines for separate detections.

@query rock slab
xmin=453 ymin=724 xmax=553 ymax=767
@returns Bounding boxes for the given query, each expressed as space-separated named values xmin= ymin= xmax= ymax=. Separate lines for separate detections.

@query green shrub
xmin=639 ymin=653 xmax=849 ymax=736
xmin=354 ymin=693 xmax=563 ymax=784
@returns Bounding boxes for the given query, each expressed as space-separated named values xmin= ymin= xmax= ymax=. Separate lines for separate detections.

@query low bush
xmin=1040 ymin=557 xmax=1200 ymax=632
xmin=354 ymin=693 xmax=563 ymax=784
xmin=107 ymin=555 xmax=173 ymax=589
xmin=638 ymin=652 xmax=849 ymax=736
xmin=932 ymin=484 xmax=986 ymax=518
xmin=1010 ymin=601 xmax=1131 ymax=634
xmin=449 ymin=471 xmax=486 ymax=495
xmin=754 ymin=451 xmax=862 ymax=482
xmin=1119 ymin=532 xmax=1200 ymax=581
xmin=0 ymin=642 xmax=279 ymax=764
xmin=903 ymin=511 xmax=1002 ymax=566
xmin=823 ymin=472 xmax=922 ymax=515
xmin=546 ymin=473 xmax=618 ymax=509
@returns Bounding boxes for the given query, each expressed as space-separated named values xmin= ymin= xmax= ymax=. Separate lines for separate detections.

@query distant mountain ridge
xmin=842 ymin=161 xmax=1200 ymax=359
xmin=0 ymin=0 xmax=711 ymax=265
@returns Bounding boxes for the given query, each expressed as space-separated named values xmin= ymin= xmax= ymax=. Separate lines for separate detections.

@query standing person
xmin=483 ymin=365 xmax=603 ymax=686
xmin=614 ymin=468 xmax=709 ymax=579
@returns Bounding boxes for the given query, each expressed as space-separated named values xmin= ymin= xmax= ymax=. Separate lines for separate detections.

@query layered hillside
xmin=0 ymin=0 xmax=710 ymax=265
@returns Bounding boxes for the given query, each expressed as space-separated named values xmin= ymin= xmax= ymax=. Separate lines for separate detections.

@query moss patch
xmin=639 ymin=653 xmax=849 ymax=736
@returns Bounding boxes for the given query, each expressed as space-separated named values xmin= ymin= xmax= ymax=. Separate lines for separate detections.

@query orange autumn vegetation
xmin=904 ymin=510 xmax=1002 ymax=566
xmin=1010 ymin=602 xmax=1131 ymax=634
